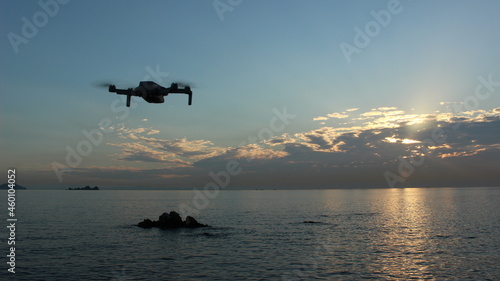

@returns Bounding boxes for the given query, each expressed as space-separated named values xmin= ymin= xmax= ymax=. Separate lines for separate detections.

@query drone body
xmin=108 ymin=81 xmax=192 ymax=107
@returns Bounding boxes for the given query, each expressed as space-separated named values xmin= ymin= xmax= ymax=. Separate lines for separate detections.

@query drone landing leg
xmin=126 ymin=94 xmax=131 ymax=107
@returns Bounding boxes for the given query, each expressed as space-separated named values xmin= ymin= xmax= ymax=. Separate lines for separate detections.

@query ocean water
xmin=1 ymin=187 xmax=499 ymax=280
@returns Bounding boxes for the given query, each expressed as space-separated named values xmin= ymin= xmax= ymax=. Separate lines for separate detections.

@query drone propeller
xmin=93 ymin=81 xmax=115 ymax=88
xmin=93 ymin=81 xmax=136 ymax=89
xmin=174 ymin=81 xmax=197 ymax=88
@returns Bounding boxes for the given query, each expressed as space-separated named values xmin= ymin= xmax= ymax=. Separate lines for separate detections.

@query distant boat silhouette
xmin=67 ymin=185 xmax=99 ymax=190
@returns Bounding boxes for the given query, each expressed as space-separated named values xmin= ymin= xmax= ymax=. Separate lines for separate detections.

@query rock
xmin=137 ymin=219 xmax=156 ymax=228
xmin=158 ymin=211 xmax=184 ymax=228
xmin=138 ymin=211 xmax=208 ymax=229
xmin=184 ymin=216 xmax=207 ymax=228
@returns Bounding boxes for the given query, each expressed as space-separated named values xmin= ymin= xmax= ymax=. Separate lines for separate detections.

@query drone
xmin=105 ymin=81 xmax=193 ymax=107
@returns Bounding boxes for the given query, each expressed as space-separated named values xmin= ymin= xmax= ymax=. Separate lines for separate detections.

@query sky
xmin=1 ymin=0 xmax=500 ymax=189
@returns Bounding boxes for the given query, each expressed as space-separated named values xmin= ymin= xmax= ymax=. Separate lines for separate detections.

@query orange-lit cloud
xmin=64 ymin=105 xmax=500 ymax=188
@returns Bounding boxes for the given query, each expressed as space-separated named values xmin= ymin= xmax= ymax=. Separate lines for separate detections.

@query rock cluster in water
xmin=138 ymin=211 xmax=208 ymax=228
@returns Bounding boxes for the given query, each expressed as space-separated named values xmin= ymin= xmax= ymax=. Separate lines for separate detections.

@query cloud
xmin=58 ymin=105 xmax=500 ymax=189
xmin=313 ymin=112 xmax=349 ymax=122
xmin=263 ymin=134 xmax=296 ymax=146
xmin=110 ymin=142 xmax=176 ymax=163
xmin=239 ymin=106 xmax=500 ymax=188
xmin=140 ymin=137 xmax=226 ymax=159
xmin=313 ymin=116 xmax=328 ymax=121
xmin=326 ymin=113 xmax=349 ymax=119
xmin=280 ymin=108 xmax=500 ymax=187
xmin=108 ymin=125 xmax=227 ymax=165
xmin=106 ymin=125 xmax=161 ymax=140
xmin=376 ymin=107 xmax=398 ymax=111
xmin=232 ymin=144 xmax=288 ymax=160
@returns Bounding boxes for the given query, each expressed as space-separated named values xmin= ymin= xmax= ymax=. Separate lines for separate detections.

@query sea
xmin=1 ymin=187 xmax=499 ymax=280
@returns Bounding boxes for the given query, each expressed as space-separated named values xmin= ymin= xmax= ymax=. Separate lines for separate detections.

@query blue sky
xmin=1 ymin=0 xmax=500 ymax=189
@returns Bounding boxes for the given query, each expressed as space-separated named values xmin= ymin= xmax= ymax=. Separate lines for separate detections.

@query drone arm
xmin=114 ymin=90 xmax=133 ymax=107
xmin=109 ymin=86 xmax=141 ymax=96
xmin=126 ymin=95 xmax=132 ymax=107
xmin=168 ymin=88 xmax=193 ymax=105
xmin=108 ymin=86 xmax=134 ymax=107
